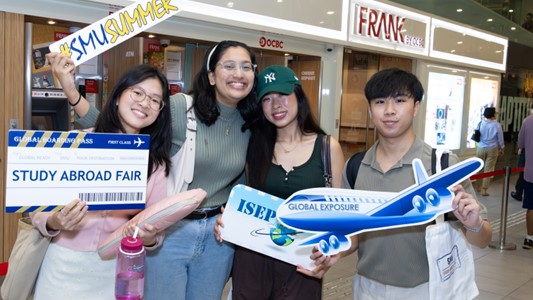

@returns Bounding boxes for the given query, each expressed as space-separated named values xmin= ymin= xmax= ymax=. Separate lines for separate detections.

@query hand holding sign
xmin=43 ymin=199 xmax=89 ymax=231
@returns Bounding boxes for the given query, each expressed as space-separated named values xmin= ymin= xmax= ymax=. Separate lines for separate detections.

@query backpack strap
xmin=431 ymin=148 xmax=452 ymax=221
xmin=346 ymin=151 xmax=366 ymax=189
xmin=431 ymin=148 xmax=449 ymax=174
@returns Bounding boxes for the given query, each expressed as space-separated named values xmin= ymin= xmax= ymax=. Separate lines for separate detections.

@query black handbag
xmin=471 ymin=121 xmax=481 ymax=142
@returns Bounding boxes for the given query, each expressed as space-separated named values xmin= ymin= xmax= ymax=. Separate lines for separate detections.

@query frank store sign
xmin=49 ymin=0 xmax=181 ymax=66
xmin=349 ymin=0 xmax=430 ymax=56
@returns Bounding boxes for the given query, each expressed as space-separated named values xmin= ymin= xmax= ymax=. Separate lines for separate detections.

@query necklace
xmin=221 ymin=110 xmax=237 ymax=136
xmin=277 ymin=142 xmax=299 ymax=153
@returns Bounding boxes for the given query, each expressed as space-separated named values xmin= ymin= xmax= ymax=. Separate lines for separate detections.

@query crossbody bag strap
xmin=183 ymin=94 xmax=196 ymax=183
xmin=322 ymin=134 xmax=332 ymax=187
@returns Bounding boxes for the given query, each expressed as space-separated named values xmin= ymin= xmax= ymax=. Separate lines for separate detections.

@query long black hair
xmin=94 ymin=64 xmax=172 ymax=177
xmin=246 ymin=85 xmax=325 ymax=188
xmin=188 ymin=40 xmax=258 ymax=131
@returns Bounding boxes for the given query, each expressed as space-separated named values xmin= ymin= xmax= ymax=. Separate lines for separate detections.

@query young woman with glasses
xmin=31 ymin=60 xmax=172 ymax=299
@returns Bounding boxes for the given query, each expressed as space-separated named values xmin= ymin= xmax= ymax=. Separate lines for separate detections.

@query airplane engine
xmin=412 ymin=195 xmax=426 ymax=212
xmin=425 ymin=188 xmax=440 ymax=206
xmin=318 ymin=235 xmax=349 ymax=255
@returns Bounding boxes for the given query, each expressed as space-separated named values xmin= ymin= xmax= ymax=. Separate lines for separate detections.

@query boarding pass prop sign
xmin=5 ymin=130 xmax=150 ymax=213
xmin=49 ymin=0 xmax=180 ymax=66
xmin=221 ymin=157 xmax=483 ymax=268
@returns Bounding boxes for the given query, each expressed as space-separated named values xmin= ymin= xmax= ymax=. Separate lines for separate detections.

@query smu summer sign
xmin=49 ymin=0 xmax=180 ymax=65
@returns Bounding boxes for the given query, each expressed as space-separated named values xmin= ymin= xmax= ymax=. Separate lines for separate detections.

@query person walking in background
xmin=517 ymin=113 xmax=533 ymax=249
xmin=522 ymin=12 xmax=533 ymax=32
xmin=511 ymin=109 xmax=533 ymax=202
xmin=32 ymin=57 xmax=172 ymax=299
xmin=64 ymin=40 xmax=259 ymax=299
xmin=301 ymin=68 xmax=492 ymax=298
xmin=215 ymin=65 xmax=345 ymax=299
xmin=475 ymin=107 xmax=504 ymax=196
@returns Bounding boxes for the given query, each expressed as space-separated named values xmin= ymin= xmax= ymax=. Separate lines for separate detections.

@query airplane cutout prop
xmin=220 ymin=157 xmax=483 ymax=267
xmin=277 ymin=157 xmax=483 ymax=255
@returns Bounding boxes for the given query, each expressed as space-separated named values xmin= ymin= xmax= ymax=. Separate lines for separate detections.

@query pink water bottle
xmin=115 ymin=236 xmax=145 ymax=300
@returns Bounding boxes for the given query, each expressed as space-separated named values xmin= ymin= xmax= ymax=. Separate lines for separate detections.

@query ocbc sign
xmin=259 ymin=37 xmax=284 ymax=49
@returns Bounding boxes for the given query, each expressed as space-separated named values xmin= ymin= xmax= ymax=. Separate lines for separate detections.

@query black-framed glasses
xmin=127 ymin=87 xmax=165 ymax=111
xmin=217 ymin=61 xmax=257 ymax=73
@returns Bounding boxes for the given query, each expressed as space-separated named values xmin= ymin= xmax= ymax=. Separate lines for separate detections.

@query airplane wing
xmin=299 ymin=231 xmax=346 ymax=246
xmin=293 ymin=210 xmax=444 ymax=255
xmin=298 ymin=231 xmax=351 ymax=254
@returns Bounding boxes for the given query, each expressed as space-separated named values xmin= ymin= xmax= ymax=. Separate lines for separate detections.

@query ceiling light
xmin=509 ymin=9 xmax=514 ymax=13
xmin=284 ymin=53 xmax=290 ymax=56
xmin=148 ymin=34 xmax=155 ymax=38
xmin=495 ymin=50 xmax=502 ymax=53
xmin=457 ymin=41 xmax=463 ymax=44
xmin=451 ymin=50 xmax=456 ymax=53
xmin=456 ymin=9 xmax=463 ymax=12
xmin=277 ymin=0 xmax=283 ymax=3
xmin=227 ymin=2 xmax=234 ymax=8
xmin=327 ymin=11 xmax=335 ymax=15
xmin=487 ymin=18 xmax=493 ymax=22
xmin=47 ymin=20 xmax=56 ymax=25
xmin=511 ymin=27 xmax=516 ymax=30
xmin=319 ymin=21 xmax=325 ymax=24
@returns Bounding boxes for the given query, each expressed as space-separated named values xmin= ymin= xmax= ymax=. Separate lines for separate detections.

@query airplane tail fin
xmin=413 ymin=158 xmax=429 ymax=185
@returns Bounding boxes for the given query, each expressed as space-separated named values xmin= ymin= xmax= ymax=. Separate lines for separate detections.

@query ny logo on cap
xmin=264 ymin=72 xmax=276 ymax=83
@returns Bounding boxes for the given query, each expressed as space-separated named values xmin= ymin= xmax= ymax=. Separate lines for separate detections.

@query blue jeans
xmin=144 ymin=216 xmax=234 ymax=300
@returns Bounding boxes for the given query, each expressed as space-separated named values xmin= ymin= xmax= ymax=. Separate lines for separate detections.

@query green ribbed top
xmin=77 ymin=93 xmax=250 ymax=208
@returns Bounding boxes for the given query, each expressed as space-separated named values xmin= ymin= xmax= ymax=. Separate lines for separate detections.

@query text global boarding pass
xmin=5 ymin=130 xmax=150 ymax=213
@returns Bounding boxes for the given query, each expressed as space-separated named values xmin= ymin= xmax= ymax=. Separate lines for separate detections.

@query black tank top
xmin=262 ymin=134 xmax=325 ymax=199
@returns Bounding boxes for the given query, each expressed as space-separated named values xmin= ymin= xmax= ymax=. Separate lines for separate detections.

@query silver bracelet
xmin=464 ymin=219 xmax=484 ymax=233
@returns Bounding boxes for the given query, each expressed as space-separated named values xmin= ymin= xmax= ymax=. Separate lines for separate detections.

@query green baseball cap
xmin=257 ymin=65 xmax=301 ymax=101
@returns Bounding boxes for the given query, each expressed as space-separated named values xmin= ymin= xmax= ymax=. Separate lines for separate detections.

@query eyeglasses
xmin=127 ymin=87 xmax=165 ymax=111
xmin=217 ymin=61 xmax=257 ymax=73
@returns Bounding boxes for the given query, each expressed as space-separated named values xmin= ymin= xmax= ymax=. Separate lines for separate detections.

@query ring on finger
xmin=60 ymin=209 xmax=67 ymax=216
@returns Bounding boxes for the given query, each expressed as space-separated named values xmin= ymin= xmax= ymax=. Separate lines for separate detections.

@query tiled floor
xmin=223 ymin=170 xmax=533 ymax=299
